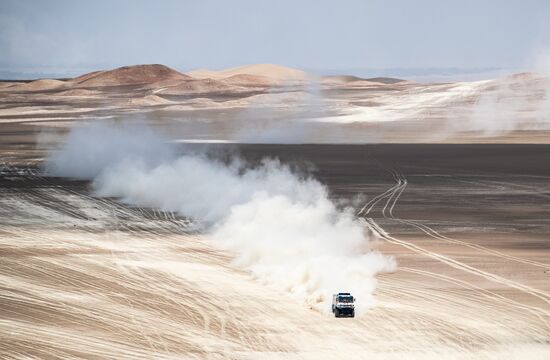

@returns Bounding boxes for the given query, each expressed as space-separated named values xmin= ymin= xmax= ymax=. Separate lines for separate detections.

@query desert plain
xmin=0 ymin=64 xmax=549 ymax=359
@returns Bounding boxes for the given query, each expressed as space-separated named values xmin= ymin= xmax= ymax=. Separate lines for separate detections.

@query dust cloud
xmin=45 ymin=122 xmax=396 ymax=314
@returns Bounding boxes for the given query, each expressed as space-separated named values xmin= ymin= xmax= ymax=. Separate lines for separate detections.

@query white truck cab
xmin=332 ymin=292 xmax=355 ymax=318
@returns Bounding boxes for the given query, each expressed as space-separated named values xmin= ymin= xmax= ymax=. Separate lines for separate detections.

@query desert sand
xmin=0 ymin=144 xmax=548 ymax=359
xmin=1 ymin=64 xmax=550 ymax=143
xmin=0 ymin=64 xmax=549 ymax=359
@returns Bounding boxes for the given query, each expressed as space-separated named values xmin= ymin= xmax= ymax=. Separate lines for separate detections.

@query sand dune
xmin=3 ymin=79 xmax=66 ymax=92
xmin=321 ymin=75 xmax=406 ymax=87
xmin=60 ymin=64 xmax=258 ymax=94
xmin=70 ymin=64 xmax=191 ymax=88
xmin=0 ymin=82 xmax=22 ymax=90
xmin=321 ymin=75 xmax=382 ymax=86
xmin=365 ymin=77 xmax=406 ymax=84
xmin=187 ymin=64 xmax=308 ymax=84
xmin=222 ymin=74 xmax=273 ymax=87
xmin=322 ymin=75 xmax=367 ymax=83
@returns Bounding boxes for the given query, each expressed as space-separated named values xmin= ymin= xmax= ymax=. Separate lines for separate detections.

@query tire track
xmin=358 ymin=166 xmax=550 ymax=311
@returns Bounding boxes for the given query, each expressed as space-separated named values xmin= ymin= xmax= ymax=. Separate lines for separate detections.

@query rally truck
xmin=332 ymin=292 xmax=355 ymax=318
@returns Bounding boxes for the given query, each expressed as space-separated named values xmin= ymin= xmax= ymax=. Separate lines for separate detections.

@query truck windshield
xmin=338 ymin=296 xmax=353 ymax=303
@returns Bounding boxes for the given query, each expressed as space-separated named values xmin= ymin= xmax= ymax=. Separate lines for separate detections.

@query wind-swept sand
xmin=0 ymin=144 xmax=548 ymax=359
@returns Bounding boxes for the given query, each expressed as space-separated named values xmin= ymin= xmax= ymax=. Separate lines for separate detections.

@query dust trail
xmin=45 ymin=122 xmax=396 ymax=313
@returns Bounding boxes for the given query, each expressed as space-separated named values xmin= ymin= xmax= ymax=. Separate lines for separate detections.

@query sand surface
xmin=0 ymin=143 xmax=548 ymax=359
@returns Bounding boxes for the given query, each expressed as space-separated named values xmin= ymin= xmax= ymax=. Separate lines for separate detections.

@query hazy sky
xmin=1 ymin=0 xmax=550 ymax=76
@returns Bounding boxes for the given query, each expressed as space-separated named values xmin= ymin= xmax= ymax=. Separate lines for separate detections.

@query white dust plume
xmin=45 ymin=122 xmax=396 ymax=314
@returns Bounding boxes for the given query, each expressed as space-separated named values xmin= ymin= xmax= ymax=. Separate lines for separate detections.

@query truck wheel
xmin=350 ymin=310 xmax=355 ymax=318
xmin=334 ymin=308 xmax=339 ymax=318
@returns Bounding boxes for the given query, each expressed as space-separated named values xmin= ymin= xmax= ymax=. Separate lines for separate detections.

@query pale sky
xmin=1 ymin=0 xmax=550 ymax=77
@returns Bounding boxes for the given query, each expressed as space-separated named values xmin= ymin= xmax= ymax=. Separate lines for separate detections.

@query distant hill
xmin=0 ymin=64 xmax=408 ymax=95
xmin=364 ymin=77 xmax=405 ymax=84
xmin=64 ymin=64 xmax=262 ymax=95
xmin=187 ymin=64 xmax=308 ymax=84
xmin=321 ymin=75 xmax=406 ymax=86
xmin=222 ymin=74 xmax=273 ymax=87
xmin=71 ymin=64 xmax=191 ymax=87
xmin=1 ymin=79 xmax=66 ymax=92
